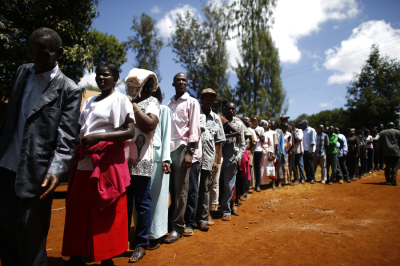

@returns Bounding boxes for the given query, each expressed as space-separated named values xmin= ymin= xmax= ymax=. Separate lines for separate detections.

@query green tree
xmin=169 ymin=11 xmax=207 ymax=96
xmin=0 ymin=0 xmax=99 ymax=104
xmin=231 ymin=0 xmax=286 ymax=119
xmin=290 ymin=108 xmax=350 ymax=131
xmin=125 ymin=13 xmax=163 ymax=80
xmin=199 ymin=2 xmax=232 ymax=101
xmin=89 ymin=28 xmax=127 ymax=72
xmin=347 ymin=44 xmax=400 ymax=128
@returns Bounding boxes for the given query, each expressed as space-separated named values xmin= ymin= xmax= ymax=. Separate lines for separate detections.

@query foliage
xmin=346 ymin=44 xmax=400 ymax=128
xmin=289 ymin=108 xmax=350 ymax=131
xmin=231 ymin=0 xmax=286 ymax=119
xmin=82 ymin=82 xmax=100 ymax=92
xmin=125 ymin=13 xmax=163 ymax=81
xmin=89 ymin=28 xmax=127 ymax=72
xmin=198 ymin=2 xmax=232 ymax=101
xmin=0 ymin=0 xmax=99 ymax=103
xmin=169 ymin=11 xmax=207 ymax=96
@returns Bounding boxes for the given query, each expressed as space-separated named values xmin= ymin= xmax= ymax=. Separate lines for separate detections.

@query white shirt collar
xmin=30 ymin=64 xmax=59 ymax=83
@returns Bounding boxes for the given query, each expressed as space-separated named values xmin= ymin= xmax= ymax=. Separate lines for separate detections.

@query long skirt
xmin=62 ymin=170 xmax=128 ymax=262
xmin=260 ymin=152 xmax=271 ymax=185
xmin=275 ymin=157 xmax=290 ymax=184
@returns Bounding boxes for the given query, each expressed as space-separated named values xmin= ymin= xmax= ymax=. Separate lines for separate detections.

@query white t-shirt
xmin=125 ymin=96 xmax=160 ymax=177
xmin=253 ymin=126 xmax=265 ymax=152
xmin=77 ymin=91 xmax=135 ymax=170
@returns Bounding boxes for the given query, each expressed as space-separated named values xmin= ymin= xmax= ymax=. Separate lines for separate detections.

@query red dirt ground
xmin=9 ymin=171 xmax=400 ymax=265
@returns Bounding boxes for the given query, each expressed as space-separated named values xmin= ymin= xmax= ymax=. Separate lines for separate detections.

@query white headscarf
xmin=124 ymin=68 xmax=158 ymax=99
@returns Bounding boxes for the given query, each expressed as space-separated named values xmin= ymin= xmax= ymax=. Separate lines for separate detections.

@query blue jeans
xmin=219 ymin=141 xmax=237 ymax=215
xmin=184 ymin=161 xmax=200 ymax=229
xmin=294 ymin=153 xmax=306 ymax=182
xmin=326 ymin=154 xmax=338 ymax=183
xmin=127 ymin=175 xmax=152 ymax=247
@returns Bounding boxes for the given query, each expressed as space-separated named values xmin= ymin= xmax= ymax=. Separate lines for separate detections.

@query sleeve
xmin=188 ymin=99 xmax=200 ymax=143
xmin=214 ymin=116 xmax=226 ymax=144
xmin=267 ymin=134 xmax=274 ymax=153
xmin=113 ymin=95 xmax=135 ymax=129
xmin=161 ymin=107 xmax=172 ymax=164
xmin=47 ymin=87 xmax=82 ymax=178
xmin=77 ymin=99 xmax=88 ymax=126
xmin=145 ymin=99 xmax=160 ymax=119
xmin=356 ymin=137 xmax=360 ymax=155
xmin=310 ymin=129 xmax=317 ymax=145
xmin=218 ymin=114 xmax=229 ymax=125
xmin=337 ymin=137 xmax=344 ymax=150
xmin=236 ymin=123 xmax=246 ymax=162
xmin=343 ymin=137 xmax=348 ymax=154
xmin=297 ymin=130 xmax=303 ymax=141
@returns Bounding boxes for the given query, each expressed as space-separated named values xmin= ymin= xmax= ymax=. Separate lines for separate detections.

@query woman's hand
xmin=81 ymin=133 xmax=104 ymax=148
xmin=162 ymin=162 xmax=171 ymax=174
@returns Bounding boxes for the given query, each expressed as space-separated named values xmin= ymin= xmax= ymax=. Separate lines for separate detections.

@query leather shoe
xmin=164 ymin=231 xmax=182 ymax=244
xmin=198 ymin=221 xmax=209 ymax=232
xmin=231 ymin=206 xmax=239 ymax=216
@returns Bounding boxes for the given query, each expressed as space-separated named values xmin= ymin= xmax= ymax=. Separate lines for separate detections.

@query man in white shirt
xmin=299 ymin=120 xmax=317 ymax=184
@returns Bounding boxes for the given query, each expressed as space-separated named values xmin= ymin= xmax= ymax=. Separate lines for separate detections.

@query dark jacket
xmin=378 ymin=128 xmax=400 ymax=158
xmin=0 ymin=63 xmax=82 ymax=198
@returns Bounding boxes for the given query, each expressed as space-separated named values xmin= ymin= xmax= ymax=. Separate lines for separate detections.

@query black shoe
xmin=197 ymin=221 xmax=209 ymax=232
xmin=391 ymin=182 xmax=398 ymax=186
xmin=164 ymin=231 xmax=182 ymax=243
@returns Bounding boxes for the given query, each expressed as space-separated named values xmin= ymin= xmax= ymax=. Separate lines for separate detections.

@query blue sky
xmin=78 ymin=0 xmax=400 ymax=120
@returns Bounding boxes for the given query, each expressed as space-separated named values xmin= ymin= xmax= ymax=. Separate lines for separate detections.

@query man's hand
xmin=40 ymin=174 xmax=59 ymax=200
xmin=81 ymin=133 xmax=103 ymax=148
xmin=212 ymin=161 xmax=218 ymax=175
xmin=344 ymin=153 xmax=347 ymax=157
xmin=308 ymin=148 xmax=313 ymax=155
xmin=184 ymin=153 xmax=193 ymax=170
xmin=162 ymin=162 xmax=171 ymax=174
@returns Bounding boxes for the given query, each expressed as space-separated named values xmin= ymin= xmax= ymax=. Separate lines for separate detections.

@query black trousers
xmin=346 ymin=152 xmax=357 ymax=178
xmin=236 ymin=168 xmax=248 ymax=198
xmin=303 ymin=152 xmax=315 ymax=181
xmin=383 ymin=156 xmax=399 ymax=184
xmin=0 ymin=167 xmax=53 ymax=266
xmin=337 ymin=156 xmax=349 ymax=181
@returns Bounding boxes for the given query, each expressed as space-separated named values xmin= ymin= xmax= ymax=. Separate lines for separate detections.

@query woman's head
xmin=152 ymin=86 xmax=163 ymax=104
xmin=142 ymin=77 xmax=155 ymax=96
xmin=95 ymin=63 xmax=119 ymax=91
xmin=250 ymin=115 xmax=260 ymax=128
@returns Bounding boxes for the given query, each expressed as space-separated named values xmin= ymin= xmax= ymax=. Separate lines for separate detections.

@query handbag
xmin=266 ymin=161 xmax=275 ymax=176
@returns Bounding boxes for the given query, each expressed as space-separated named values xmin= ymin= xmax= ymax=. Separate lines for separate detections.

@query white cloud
xmin=78 ymin=70 xmax=96 ymax=88
xmin=151 ymin=6 xmax=161 ymax=14
xmin=115 ymin=80 xmax=126 ymax=94
xmin=333 ymin=25 xmax=340 ymax=30
xmin=156 ymin=4 xmax=201 ymax=39
xmin=271 ymin=0 xmax=360 ymax=64
xmin=324 ymin=20 xmax=400 ymax=85
xmin=319 ymin=97 xmax=345 ymax=107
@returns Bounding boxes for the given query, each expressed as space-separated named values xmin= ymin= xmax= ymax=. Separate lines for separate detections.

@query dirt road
xmin=43 ymin=171 xmax=400 ymax=266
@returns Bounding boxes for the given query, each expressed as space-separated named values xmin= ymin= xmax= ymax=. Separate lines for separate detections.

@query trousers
xmin=303 ymin=152 xmax=315 ymax=181
xmin=196 ymin=170 xmax=213 ymax=224
xmin=184 ymin=161 xmax=200 ymax=229
xmin=384 ymin=156 xmax=399 ymax=185
xmin=326 ymin=154 xmax=338 ymax=183
xmin=168 ymin=145 xmax=190 ymax=233
xmin=0 ymin=167 xmax=53 ymax=266
xmin=219 ymin=141 xmax=237 ymax=215
xmin=313 ymin=155 xmax=326 ymax=181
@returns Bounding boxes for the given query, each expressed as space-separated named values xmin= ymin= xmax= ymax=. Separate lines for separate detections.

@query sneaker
xmin=321 ymin=180 xmax=326 ymax=184
xmin=301 ymin=180 xmax=305 ymax=184
xmin=339 ymin=180 xmax=343 ymax=184
xmin=183 ymin=228 xmax=194 ymax=236
xmin=328 ymin=182 xmax=333 ymax=185
xmin=369 ymin=171 xmax=372 ymax=174
xmin=346 ymin=179 xmax=351 ymax=183
xmin=310 ymin=180 xmax=315 ymax=184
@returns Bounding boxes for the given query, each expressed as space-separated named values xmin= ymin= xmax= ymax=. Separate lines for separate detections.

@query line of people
xmin=1 ymin=28 xmax=399 ymax=266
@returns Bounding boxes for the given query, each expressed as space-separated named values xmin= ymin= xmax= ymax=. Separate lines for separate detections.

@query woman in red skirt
xmin=62 ymin=63 xmax=135 ymax=266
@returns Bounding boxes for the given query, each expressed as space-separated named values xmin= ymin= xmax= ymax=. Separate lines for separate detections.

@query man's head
xmin=201 ymin=88 xmax=217 ymax=111
xmin=364 ymin=129 xmax=370 ymax=136
xmin=28 ymin=27 xmax=63 ymax=74
xmin=379 ymin=124 xmax=384 ymax=131
xmin=270 ymin=120 xmax=277 ymax=130
xmin=242 ymin=117 xmax=251 ymax=128
xmin=172 ymin=73 xmax=188 ymax=95
xmin=371 ymin=128 xmax=378 ymax=136
xmin=327 ymin=126 xmax=334 ymax=135
xmin=212 ymin=97 xmax=222 ymax=113
xmin=221 ymin=99 xmax=229 ymax=114
xmin=281 ymin=122 xmax=288 ymax=132
xmin=251 ymin=115 xmax=260 ymax=128
xmin=387 ymin=122 xmax=395 ymax=129
xmin=299 ymin=120 xmax=308 ymax=130
xmin=317 ymin=124 xmax=324 ymax=134
xmin=280 ymin=115 xmax=290 ymax=124
xmin=290 ymin=123 xmax=297 ymax=131
xmin=334 ymin=127 xmax=340 ymax=134
xmin=223 ymin=102 xmax=236 ymax=118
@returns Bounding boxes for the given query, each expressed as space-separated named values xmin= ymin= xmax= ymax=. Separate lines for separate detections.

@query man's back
xmin=379 ymin=128 xmax=400 ymax=157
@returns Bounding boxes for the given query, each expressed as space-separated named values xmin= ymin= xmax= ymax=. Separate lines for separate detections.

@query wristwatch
xmin=187 ymin=147 xmax=195 ymax=155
